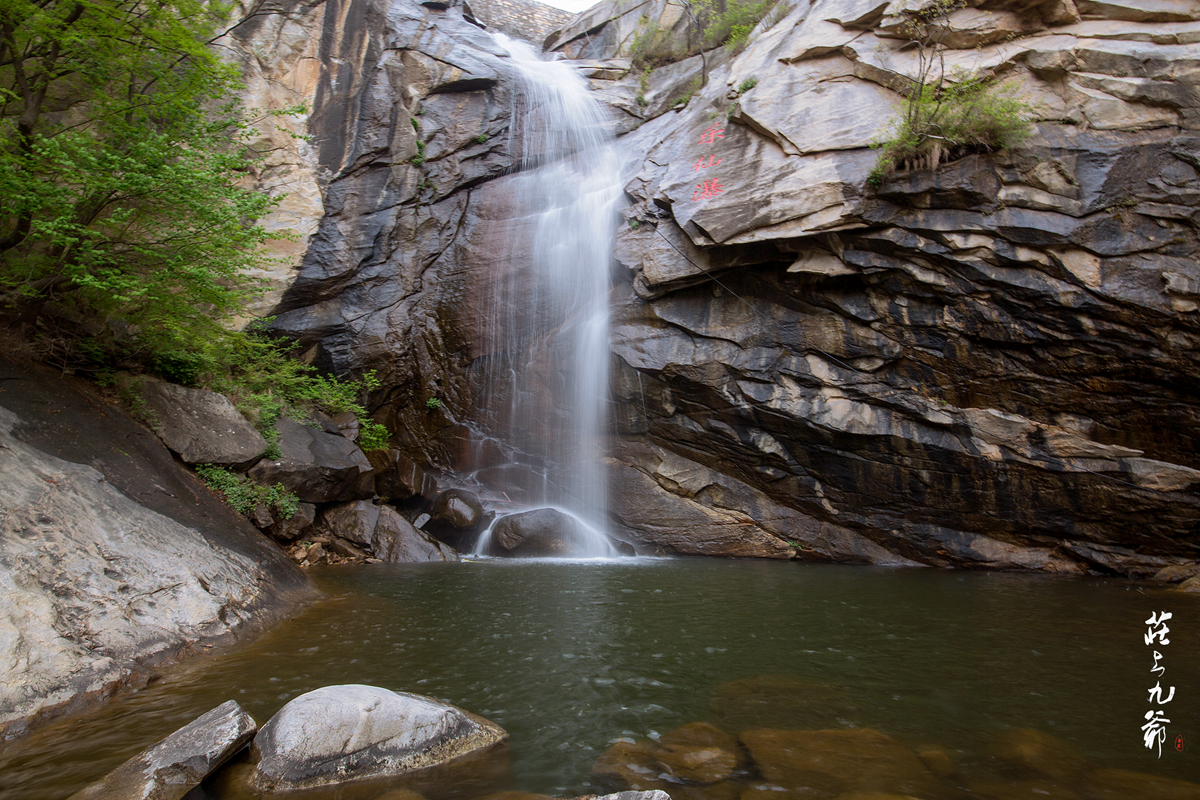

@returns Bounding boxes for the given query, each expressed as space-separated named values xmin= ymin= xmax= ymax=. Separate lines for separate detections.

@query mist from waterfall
xmin=470 ymin=34 xmax=621 ymax=556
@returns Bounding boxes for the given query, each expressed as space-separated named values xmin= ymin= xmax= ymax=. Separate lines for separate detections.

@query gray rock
xmin=490 ymin=508 xmax=583 ymax=556
xmin=248 ymin=417 xmax=374 ymax=503
xmin=367 ymin=449 xmax=439 ymax=504
xmin=248 ymin=685 xmax=507 ymax=791
xmin=138 ymin=378 xmax=267 ymax=468
xmin=322 ymin=501 xmax=459 ymax=562
xmin=0 ymin=360 xmax=311 ymax=739
xmin=67 ymin=700 xmax=256 ymax=800
xmin=268 ymin=502 xmax=317 ymax=543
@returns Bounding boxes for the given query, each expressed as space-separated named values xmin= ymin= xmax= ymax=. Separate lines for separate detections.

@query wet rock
xmin=368 ymin=449 xmax=439 ymax=504
xmin=739 ymin=728 xmax=940 ymax=797
xmin=988 ymin=728 xmax=1090 ymax=781
xmin=431 ymin=488 xmax=486 ymax=531
xmin=653 ymin=722 xmax=743 ymax=784
xmin=374 ymin=505 xmax=460 ymax=562
xmin=915 ymin=745 xmax=957 ymax=778
xmin=490 ymin=508 xmax=581 ymax=556
xmin=323 ymin=500 xmax=459 ymax=562
xmin=1174 ymin=575 xmax=1200 ymax=592
xmin=311 ymin=410 xmax=361 ymax=441
xmin=249 ymin=685 xmax=507 ymax=791
xmin=1151 ymin=562 xmax=1200 ymax=582
xmin=67 ymin=700 xmax=256 ymax=800
xmin=247 ymin=417 xmax=374 ymax=503
xmin=138 ymin=378 xmax=267 ymax=469
xmin=592 ymin=739 xmax=663 ymax=791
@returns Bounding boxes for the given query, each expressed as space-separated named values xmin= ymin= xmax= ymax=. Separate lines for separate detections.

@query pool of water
xmin=3 ymin=559 xmax=1198 ymax=798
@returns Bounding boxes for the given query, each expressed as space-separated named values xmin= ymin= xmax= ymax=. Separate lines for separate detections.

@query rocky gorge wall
xmin=231 ymin=0 xmax=1200 ymax=576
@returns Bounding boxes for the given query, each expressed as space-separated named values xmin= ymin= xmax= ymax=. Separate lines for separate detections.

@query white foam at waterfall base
xmin=472 ymin=34 xmax=623 ymax=553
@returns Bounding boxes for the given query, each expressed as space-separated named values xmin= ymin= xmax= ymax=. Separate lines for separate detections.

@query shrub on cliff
xmin=867 ymin=0 xmax=1033 ymax=188
xmin=869 ymin=77 xmax=1033 ymax=187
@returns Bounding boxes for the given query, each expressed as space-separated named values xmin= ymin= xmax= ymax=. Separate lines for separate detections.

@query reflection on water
xmin=2 ymin=559 xmax=1198 ymax=799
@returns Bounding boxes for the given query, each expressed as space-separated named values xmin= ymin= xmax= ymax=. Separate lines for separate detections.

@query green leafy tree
xmin=0 ymin=0 xmax=280 ymax=359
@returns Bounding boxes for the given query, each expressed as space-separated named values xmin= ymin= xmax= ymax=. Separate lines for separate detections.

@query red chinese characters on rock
xmin=691 ymin=123 xmax=727 ymax=203
xmin=692 ymin=179 xmax=724 ymax=201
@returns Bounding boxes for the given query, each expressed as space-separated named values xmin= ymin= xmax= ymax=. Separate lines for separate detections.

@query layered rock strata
xmin=231 ymin=0 xmax=1200 ymax=573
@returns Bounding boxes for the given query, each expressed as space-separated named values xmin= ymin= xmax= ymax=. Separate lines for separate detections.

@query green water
xmin=2 ymin=559 xmax=1198 ymax=798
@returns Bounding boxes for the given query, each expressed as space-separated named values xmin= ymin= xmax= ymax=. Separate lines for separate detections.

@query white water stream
xmin=471 ymin=36 xmax=622 ymax=557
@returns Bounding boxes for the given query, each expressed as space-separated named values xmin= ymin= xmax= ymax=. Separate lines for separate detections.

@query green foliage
xmin=425 ymin=397 xmax=441 ymax=410
xmin=411 ymin=140 xmax=427 ymax=166
xmin=628 ymin=19 xmax=679 ymax=69
xmin=0 ymin=0 xmax=287 ymax=361
xmin=736 ymin=77 xmax=758 ymax=94
xmin=411 ymin=117 xmax=420 ymax=131
xmin=870 ymin=77 xmax=1033 ymax=187
xmin=671 ymin=77 xmax=702 ymax=109
xmin=475 ymin=133 xmax=489 ymax=144
xmin=629 ymin=218 xmax=641 ymax=230
xmin=701 ymin=0 xmax=777 ymax=51
xmin=196 ymin=464 xmax=298 ymax=520
xmin=357 ymin=419 xmax=391 ymax=451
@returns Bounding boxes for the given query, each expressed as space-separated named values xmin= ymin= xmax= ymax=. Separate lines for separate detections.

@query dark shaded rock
xmin=138 ymin=378 xmax=267 ymax=469
xmin=311 ymin=410 xmax=360 ymax=440
xmin=739 ymin=728 xmax=941 ymax=797
xmin=490 ymin=508 xmax=581 ymax=556
xmin=248 ymin=417 xmax=374 ymax=503
xmin=67 ymin=700 xmax=256 ymax=800
xmin=367 ymin=448 xmax=439 ymax=504
xmin=322 ymin=500 xmax=458 ymax=562
xmin=249 ymin=685 xmax=507 ymax=791
xmin=1151 ymin=562 xmax=1200 ymax=582
xmin=374 ymin=505 xmax=459 ymax=562
xmin=268 ymin=502 xmax=317 ymax=543
xmin=1084 ymin=769 xmax=1200 ymax=800
xmin=431 ymin=487 xmax=485 ymax=530
xmin=328 ymin=537 xmax=370 ymax=561
xmin=0 ymin=359 xmax=312 ymax=739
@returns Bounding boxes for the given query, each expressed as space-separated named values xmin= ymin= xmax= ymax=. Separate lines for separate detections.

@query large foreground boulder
xmin=490 ymin=508 xmax=581 ymax=556
xmin=248 ymin=417 xmax=374 ymax=502
xmin=249 ymin=685 xmax=507 ymax=791
xmin=68 ymin=701 xmax=256 ymax=800
xmin=137 ymin=378 xmax=267 ymax=469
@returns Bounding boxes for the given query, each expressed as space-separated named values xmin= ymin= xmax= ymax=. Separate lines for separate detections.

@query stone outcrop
xmin=471 ymin=0 xmax=574 ymax=44
xmin=322 ymin=500 xmax=460 ymax=561
xmin=0 ymin=359 xmax=312 ymax=738
xmin=488 ymin=507 xmax=583 ymax=556
xmin=138 ymin=378 xmax=268 ymax=469
xmin=248 ymin=684 xmax=508 ymax=791
xmin=248 ymin=417 xmax=375 ymax=503
xmin=67 ymin=701 xmax=257 ymax=800
xmin=226 ymin=0 xmax=1200 ymax=573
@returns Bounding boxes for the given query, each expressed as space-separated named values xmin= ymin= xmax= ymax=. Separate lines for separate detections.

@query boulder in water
xmin=249 ymin=685 xmax=507 ymax=791
xmin=68 ymin=700 xmax=256 ymax=800
xmin=490 ymin=508 xmax=582 ymax=556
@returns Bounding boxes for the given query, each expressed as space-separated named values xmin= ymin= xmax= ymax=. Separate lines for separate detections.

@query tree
xmin=0 ymin=0 xmax=280 ymax=363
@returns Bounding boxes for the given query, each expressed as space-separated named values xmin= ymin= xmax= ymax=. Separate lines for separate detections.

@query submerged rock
xmin=248 ymin=685 xmax=507 ymax=791
xmin=593 ymin=723 xmax=744 ymax=790
xmin=988 ymin=727 xmax=1090 ymax=781
xmin=67 ymin=700 xmax=256 ymax=800
xmin=739 ymin=728 xmax=941 ymax=797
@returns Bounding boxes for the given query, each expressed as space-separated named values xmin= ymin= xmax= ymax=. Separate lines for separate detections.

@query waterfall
xmin=469 ymin=35 xmax=622 ymax=557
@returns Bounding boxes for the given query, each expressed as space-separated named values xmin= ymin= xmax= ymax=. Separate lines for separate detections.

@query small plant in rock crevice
xmin=196 ymin=464 xmax=299 ymax=520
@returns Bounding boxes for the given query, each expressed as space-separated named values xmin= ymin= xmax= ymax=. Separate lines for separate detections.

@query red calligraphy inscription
xmin=692 ymin=178 xmax=725 ymax=201
xmin=693 ymin=154 xmax=722 ymax=172
xmin=698 ymin=123 xmax=725 ymax=145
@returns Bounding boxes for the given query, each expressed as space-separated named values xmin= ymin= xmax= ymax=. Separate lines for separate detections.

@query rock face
xmin=229 ymin=0 xmax=1200 ymax=573
xmin=249 ymin=684 xmax=508 ymax=791
xmin=67 ymin=700 xmax=257 ymax=800
xmin=138 ymin=378 xmax=268 ymax=468
xmin=0 ymin=359 xmax=312 ymax=738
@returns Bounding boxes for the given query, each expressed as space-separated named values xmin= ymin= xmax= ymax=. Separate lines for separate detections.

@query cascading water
xmin=469 ymin=35 xmax=622 ymax=557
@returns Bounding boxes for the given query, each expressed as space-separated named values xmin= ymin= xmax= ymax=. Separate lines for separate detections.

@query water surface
xmin=3 ymin=559 xmax=1198 ymax=798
